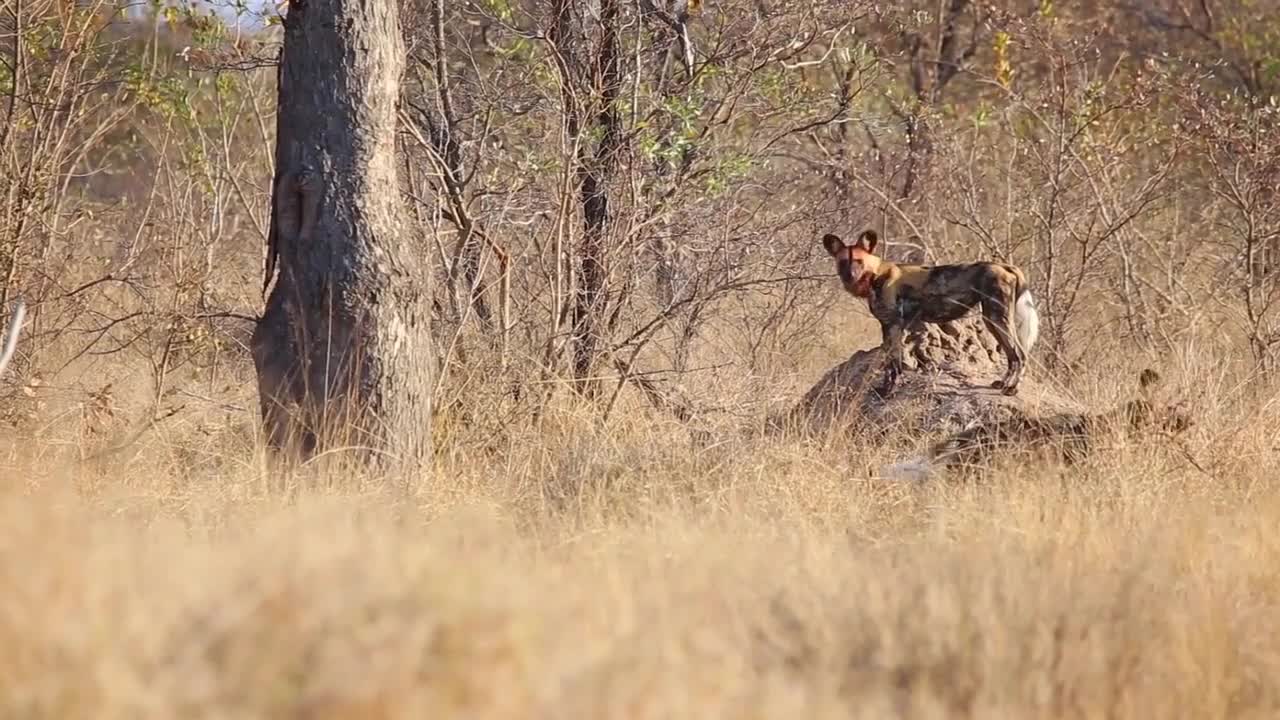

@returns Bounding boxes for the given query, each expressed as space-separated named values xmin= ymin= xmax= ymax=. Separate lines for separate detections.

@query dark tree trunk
xmin=897 ymin=0 xmax=976 ymax=202
xmin=426 ymin=0 xmax=493 ymax=330
xmin=252 ymin=0 xmax=434 ymax=471
xmin=568 ymin=0 xmax=622 ymax=393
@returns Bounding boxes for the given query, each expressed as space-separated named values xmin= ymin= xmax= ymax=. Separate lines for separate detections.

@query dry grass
xmin=1 ymin=352 xmax=1278 ymax=720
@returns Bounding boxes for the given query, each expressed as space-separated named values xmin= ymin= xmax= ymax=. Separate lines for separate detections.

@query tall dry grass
xmin=0 ymin=340 xmax=1277 ymax=720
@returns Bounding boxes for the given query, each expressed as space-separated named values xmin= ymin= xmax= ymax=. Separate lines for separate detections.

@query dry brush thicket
xmin=1 ymin=0 xmax=1279 ymax=717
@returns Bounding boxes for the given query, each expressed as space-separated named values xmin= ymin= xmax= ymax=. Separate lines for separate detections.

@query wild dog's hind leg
xmin=981 ymin=295 xmax=1025 ymax=396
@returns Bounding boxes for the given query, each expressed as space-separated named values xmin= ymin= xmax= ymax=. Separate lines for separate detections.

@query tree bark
xmin=568 ymin=0 xmax=623 ymax=393
xmin=252 ymin=0 xmax=434 ymax=472
xmin=897 ymin=0 xmax=977 ymax=201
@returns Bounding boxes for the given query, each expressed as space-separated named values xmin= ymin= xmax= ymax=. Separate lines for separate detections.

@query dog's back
xmin=929 ymin=413 xmax=1092 ymax=472
xmin=879 ymin=369 xmax=1192 ymax=481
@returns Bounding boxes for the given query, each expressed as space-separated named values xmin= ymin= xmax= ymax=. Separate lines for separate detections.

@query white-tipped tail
xmin=1014 ymin=289 xmax=1039 ymax=355
xmin=878 ymin=456 xmax=934 ymax=483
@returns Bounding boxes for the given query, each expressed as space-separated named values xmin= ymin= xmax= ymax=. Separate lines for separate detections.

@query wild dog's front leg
xmin=875 ymin=320 xmax=906 ymax=398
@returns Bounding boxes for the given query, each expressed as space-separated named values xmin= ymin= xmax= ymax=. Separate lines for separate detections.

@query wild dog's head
xmin=1111 ymin=368 xmax=1193 ymax=435
xmin=822 ymin=230 xmax=882 ymax=298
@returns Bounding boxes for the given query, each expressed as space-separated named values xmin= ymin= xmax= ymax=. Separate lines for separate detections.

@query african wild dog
xmin=822 ymin=230 xmax=1039 ymax=397
xmin=879 ymin=369 xmax=1193 ymax=482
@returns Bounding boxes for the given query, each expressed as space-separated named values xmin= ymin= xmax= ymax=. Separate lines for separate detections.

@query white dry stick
xmin=0 ymin=298 xmax=25 ymax=378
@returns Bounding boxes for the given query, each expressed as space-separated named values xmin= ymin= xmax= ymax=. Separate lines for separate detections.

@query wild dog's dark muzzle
xmin=836 ymin=258 xmax=854 ymax=285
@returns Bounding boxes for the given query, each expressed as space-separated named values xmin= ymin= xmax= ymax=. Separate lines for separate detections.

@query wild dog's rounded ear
xmin=855 ymin=230 xmax=879 ymax=254
xmin=1165 ymin=404 xmax=1194 ymax=433
xmin=821 ymin=233 xmax=847 ymax=257
xmin=1138 ymin=368 xmax=1161 ymax=391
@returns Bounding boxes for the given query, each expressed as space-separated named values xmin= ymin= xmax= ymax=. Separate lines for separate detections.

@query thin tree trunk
xmin=428 ymin=0 xmax=493 ymax=330
xmin=252 ymin=0 xmax=433 ymax=473
xmin=569 ymin=0 xmax=622 ymax=393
